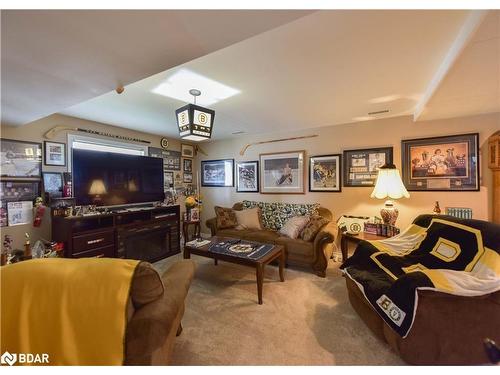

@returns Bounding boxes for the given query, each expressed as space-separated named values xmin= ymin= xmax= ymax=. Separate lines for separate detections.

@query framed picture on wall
xmin=183 ymin=172 xmax=193 ymax=183
xmin=401 ymin=133 xmax=479 ymax=191
xmin=44 ymin=141 xmax=66 ymax=167
xmin=236 ymin=161 xmax=259 ymax=193
xmin=0 ymin=138 xmax=42 ymax=179
xmin=201 ymin=159 xmax=234 ymax=187
xmin=149 ymin=147 xmax=181 ymax=170
xmin=181 ymin=144 xmax=195 ymax=158
xmin=7 ymin=201 xmax=33 ymax=226
xmin=260 ymin=150 xmax=305 ymax=194
xmin=0 ymin=180 xmax=40 ymax=202
xmin=42 ymin=172 xmax=63 ymax=198
xmin=343 ymin=147 xmax=393 ymax=187
xmin=183 ymin=158 xmax=193 ymax=172
xmin=164 ymin=171 xmax=174 ymax=189
xmin=309 ymin=154 xmax=341 ymax=192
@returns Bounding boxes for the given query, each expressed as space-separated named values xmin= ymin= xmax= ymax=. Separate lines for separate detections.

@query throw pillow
xmin=234 ymin=207 xmax=263 ymax=230
xmin=300 ymin=216 xmax=329 ymax=241
xmin=279 ymin=216 xmax=311 ymax=239
xmin=242 ymin=200 xmax=320 ymax=230
xmin=214 ymin=206 xmax=238 ymax=229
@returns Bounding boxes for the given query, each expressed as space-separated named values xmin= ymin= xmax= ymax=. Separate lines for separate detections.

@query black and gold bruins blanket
xmin=341 ymin=215 xmax=500 ymax=337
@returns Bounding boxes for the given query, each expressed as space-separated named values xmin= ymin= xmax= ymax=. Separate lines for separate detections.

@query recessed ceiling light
xmin=152 ymin=68 xmax=240 ymax=106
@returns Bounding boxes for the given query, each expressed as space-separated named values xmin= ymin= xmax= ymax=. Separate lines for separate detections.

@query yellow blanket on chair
xmin=1 ymin=258 xmax=140 ymax=365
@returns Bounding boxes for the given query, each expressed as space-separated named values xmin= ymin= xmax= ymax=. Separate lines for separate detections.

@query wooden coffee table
xmin=183 ymin=236 xmax=285 ymax=304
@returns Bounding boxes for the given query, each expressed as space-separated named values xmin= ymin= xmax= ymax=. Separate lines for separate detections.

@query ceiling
xmin=3 ymin=9 xmax=498 ymax=140
xmin=1 ymin=9 xmax=312 ymax=126
xmin=418 ymin=10 xmax=500 ymax=121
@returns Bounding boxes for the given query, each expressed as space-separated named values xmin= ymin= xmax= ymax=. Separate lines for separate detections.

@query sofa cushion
xmin=234 ymin=207 xmax=263 ymax=230
xmin=130 ymin=262 xmax=165 ymax=309
xmin=279 ymin=216 xmax=310 ymax=239
xmin=242 ymin=200 xmax=320 ymax=230
xmin=214 ymin=206 xmax=238 ymax=229
xmin=300 ymin=216 xmax=329 ymax=241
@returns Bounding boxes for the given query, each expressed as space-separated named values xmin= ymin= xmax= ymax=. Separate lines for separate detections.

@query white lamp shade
xmin=89 ymin=179 xmax=107 ymax=195
xmin=371 ymin=167 xmax=410 ymax=200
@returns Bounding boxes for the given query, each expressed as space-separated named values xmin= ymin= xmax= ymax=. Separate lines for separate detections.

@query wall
xmin=1 ymin=113 xmax=196 ymax=250
xmin=197 ymin=113 xmax=500 ymax=233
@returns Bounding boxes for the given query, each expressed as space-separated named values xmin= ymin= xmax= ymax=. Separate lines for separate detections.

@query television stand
xmin=52 ymin=205 xmax=180 ymax=262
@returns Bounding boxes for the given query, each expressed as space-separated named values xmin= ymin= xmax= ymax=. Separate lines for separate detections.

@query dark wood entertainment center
xmin=52 ymin=205 xmax=180 ymax=262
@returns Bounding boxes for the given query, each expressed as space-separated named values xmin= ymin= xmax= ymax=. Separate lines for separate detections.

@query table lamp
xmin=370 ymin=163 xmax=410 ymax=225
xmin=89 ymin=179 xmax=107 ymax=203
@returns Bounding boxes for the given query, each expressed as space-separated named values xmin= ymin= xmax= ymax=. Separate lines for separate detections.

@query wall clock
xmin=160 ymin=137 xmax=169 ymax=149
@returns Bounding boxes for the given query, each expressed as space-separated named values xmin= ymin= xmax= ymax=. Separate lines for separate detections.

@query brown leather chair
xmin=125 ymin=260 xmax=195 ymax=365
xmin=344 ymin=215 xmax=500 ymax=365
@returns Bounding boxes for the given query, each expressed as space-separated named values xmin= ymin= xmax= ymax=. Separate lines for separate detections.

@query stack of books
xmin=364 ymin=222 xmax=400 ymax=237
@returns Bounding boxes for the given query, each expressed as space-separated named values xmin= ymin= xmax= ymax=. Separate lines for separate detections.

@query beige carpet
xmin=154 ymin=254 xmax=405 ymax=365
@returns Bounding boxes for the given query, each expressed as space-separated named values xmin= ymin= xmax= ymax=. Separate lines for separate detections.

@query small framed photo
xmin=343 ymin=147 xmax=393 ymax=187
xmin=183 ymin=158 xmax=193 ymax=172
xmin=174 ymin=172 xmax=183 ymax=188
xmin=190 ymin=207 xmax=200 ymax=222
xmin=260 ymin=150 xmax=305 ymax=194
xmin=402 ymin=133 xmax=479 ymax=191
xmin=309 ymin=154 xmax=341 ymax=192
xmin=164 ymin=171 xmax=174 ymax=189
xmin=44 ymin=141 xmax=66 ymax=167
xmin=1 ymin=138 xmax=42 ymax=179
xmin=201 ymin=159 xmax=234 ymax=187
xmin=43 ymin=172 xmax=63 ymax=198
xmin=181 ymin=143 xmax=195 ymax=158
xmin=183 ymin=172 xmax=193 ymax=183
xmin=236 ymin=161 xmax=259 ymax=193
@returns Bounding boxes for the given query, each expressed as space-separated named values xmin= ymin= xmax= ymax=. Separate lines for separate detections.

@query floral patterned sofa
xmin=206 ymin=200 xmax=336 ymax=277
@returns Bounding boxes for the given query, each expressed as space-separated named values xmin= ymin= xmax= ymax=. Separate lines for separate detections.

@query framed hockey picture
xmin=260 ymin=150 xmax=305 ymax=194
xmin=402 ymin=133 xmax=479 ymax=191
xmin=309 ymin=154 xmax=341 ymax=192
xmin=236 ymin=161 xmax=259 ymax=193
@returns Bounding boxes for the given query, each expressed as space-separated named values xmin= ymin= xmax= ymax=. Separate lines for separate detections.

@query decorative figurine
xmin=433 ymin=201 xmax=441 ymax=215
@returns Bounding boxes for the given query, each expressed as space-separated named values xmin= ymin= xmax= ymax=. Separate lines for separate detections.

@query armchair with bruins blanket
xmin=341 ymin=214 xmax=500 ymax=365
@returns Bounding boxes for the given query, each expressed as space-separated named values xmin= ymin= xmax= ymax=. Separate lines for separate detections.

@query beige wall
xmin=1 ymin=113 xmax=196 ymax=250
xmin=197 ymin=113 xmax=499 ymax=234
xmin=2 ymin=112 xmax=498 ymax=248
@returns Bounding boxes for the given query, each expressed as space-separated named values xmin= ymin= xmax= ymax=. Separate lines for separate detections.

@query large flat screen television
xmin=73 ymin=149 xmax=164 ymax=206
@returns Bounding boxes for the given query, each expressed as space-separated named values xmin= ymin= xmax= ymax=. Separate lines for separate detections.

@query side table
xmin=340 ymin=231 xmax=389 ymax=263
xmin=182 ymin=219 xmax=201 ymax=242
